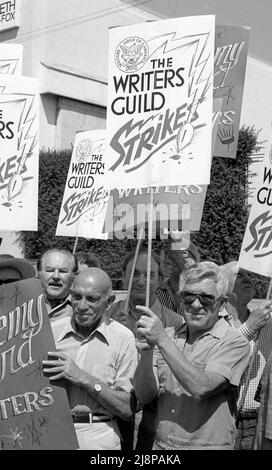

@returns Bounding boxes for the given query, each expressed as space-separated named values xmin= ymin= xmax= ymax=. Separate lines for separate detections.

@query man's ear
xmin=122 ymin=270 xmax=129 ymax=289
xmin=219 ymin=296 xmax=228 ymax=311
xmin=107 ymin=294 xmax=116 ymax=308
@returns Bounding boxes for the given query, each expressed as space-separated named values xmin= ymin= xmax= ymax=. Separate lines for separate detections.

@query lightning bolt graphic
xmin=0 ymin=58 xmax=20 ymax=75
xmin=0 ymin=84 xmax=38 ymax=201
xmin=148 ymin=31 xmax=213 ymax=125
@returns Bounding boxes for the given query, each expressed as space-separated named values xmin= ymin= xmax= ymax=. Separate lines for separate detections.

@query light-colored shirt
xmin=51 ymin=314 xmax=138 ymax=417
xmin=153 ymin=318 xmax=250 ymax=450
xmin=45 ymin=294 xmax=73 ymax=322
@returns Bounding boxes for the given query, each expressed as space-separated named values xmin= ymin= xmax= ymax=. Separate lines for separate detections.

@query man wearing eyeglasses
xmin=134 ymin=261 xmax=251 ymax=450
xmin=43 ymin=268 xmax=138 ymax=450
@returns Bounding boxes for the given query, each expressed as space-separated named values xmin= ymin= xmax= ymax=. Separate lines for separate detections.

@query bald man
xmin=43 ymin=268 xmax=138 ymax=450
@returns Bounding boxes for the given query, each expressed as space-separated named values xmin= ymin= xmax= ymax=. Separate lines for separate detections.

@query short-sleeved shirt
xmin=222 ymin=307 xmax=272 ymax=414
xmin=108 ymin=298 xmax=184 ymax=337
xmin=153 ymin=318 xmax=250 ymax=450
xmin=51 ymin=314 xmax=138 ymax=417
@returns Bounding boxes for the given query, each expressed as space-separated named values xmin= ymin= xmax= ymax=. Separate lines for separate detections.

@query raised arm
xmin=135 ymin=306 xmax=250 ymax=400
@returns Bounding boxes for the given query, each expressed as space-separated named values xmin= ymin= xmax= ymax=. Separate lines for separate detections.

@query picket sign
xmin=73 ymin=237 xmax=79 ymax=255
xmin=122 ymin=189 xmax=153 ymax=314
xmin=123 ymin=227 xmax=144 ymax=314
xmin=106 ymin=15 xmax=214 ymax=190
xmin=146 ymin=187 xmax=154 ymax=308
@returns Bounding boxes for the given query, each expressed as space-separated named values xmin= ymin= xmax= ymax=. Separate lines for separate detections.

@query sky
xmin=124 ymin=0 xmax=272 ymax=66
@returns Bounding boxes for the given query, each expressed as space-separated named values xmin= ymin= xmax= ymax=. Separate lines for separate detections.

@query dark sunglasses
xmin=180 ymin=292 xmax=220 ymax=307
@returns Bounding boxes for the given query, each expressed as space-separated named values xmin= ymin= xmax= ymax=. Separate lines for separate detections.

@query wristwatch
xmin=94 ymin=383 xmax=102 ymax=394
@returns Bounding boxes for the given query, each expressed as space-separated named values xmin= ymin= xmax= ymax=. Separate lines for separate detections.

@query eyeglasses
xmin=180 ymin=292 xmax=219 ymax=308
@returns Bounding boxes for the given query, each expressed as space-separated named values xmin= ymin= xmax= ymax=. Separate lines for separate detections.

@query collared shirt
xmin=107 ymin=297 xmax=184 ymax=337
xmin=44 ymin=294 xmax=73 ymax=322
xmin=221 ymin=306 xmax=272 ymax=414
xmin=156 ymin=278 xmax=184 ymax=316
xmin=153 ymin=318 xmax=250 ymax=450
xmin=51 ymin=314 xmax=138 ymax=417
xmin=237 ymin=320 xmax=272 ymax=414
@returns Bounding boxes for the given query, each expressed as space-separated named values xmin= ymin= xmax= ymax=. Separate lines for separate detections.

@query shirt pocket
xmin=192 ymin=359 xmax=207 ymax=371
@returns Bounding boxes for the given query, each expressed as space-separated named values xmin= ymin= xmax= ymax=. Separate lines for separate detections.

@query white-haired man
xmin=134 ymin=261 xmax=251 ymax=450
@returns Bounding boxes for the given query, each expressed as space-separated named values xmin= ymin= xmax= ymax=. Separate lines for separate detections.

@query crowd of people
xmin=0 ymin=241 xmax=272 ymax=451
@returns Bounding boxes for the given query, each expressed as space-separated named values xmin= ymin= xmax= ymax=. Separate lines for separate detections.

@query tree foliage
xmin=192 ymin=126 xmax=258 ymax=264
xmin=24 ymin=127 xmax=263 ymax=291
xmin=24 ymin=149 xmax=129 ymax=285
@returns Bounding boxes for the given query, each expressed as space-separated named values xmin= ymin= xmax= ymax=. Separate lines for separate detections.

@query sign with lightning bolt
xmin=105 ymin=15 xmax=215 ymax=190
xmin=56 ymin=129 xmax=109 ymax=239
xmin=0 ymin=43 xmax=23 ymax=75
xmin=239 ymin=142 xmax=272 ymax=277
xmin=0 ymin=75 xmax=39 ymax=230
xmin=213 ymin=25 xmax=250 ymax=159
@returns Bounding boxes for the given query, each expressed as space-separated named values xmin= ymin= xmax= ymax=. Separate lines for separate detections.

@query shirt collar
xmin=56 ymin=313 xmax=111 ymax=344
xmin=178 ymin=317 xmax=230 ymax=340
xmin=206 ymin=317 xmax=231 ymax=339
xmin=45 ymin=294 xmax=71 ymax=313
xmin=158 ymin=278 xmax=171 ymax=290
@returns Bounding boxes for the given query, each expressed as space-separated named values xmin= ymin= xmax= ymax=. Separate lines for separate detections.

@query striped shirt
xmin=237 ymin=320 xmax=272 ymax=414
xmin=156 ymin=278 xmax=184 ymax=316
xmin=221 ymin=307 xmax=272 ymax=414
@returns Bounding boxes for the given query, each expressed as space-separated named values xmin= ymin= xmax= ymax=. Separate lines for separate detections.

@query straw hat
xmin=0 ymin=254 xmax=36 ymax=280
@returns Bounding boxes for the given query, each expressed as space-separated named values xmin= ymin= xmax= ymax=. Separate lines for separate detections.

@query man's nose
xmin=136 ymin=274 xmax=146 ymax=285
xmin=52 ymin=269 xmax=60 ymax=279
xmin=191 ymin=297 xmax=202 ymax=308
xmin=78 ymin=296 xmax=88 ymax=309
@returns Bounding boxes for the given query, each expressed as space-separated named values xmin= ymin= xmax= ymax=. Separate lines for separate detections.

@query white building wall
xmin=1 ymin=1 xmax=271 ymax=154
xmin=1 ymin=1 xmax=272 ymax=258
xmin=241 ymin=56 xmax=272 ymax=153
xmin=0 ymin=0 xmax=157 ymax=149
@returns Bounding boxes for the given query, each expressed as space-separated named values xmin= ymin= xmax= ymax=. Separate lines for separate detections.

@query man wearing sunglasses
xmin=134 ymin=261 xmax=251 ymax=449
